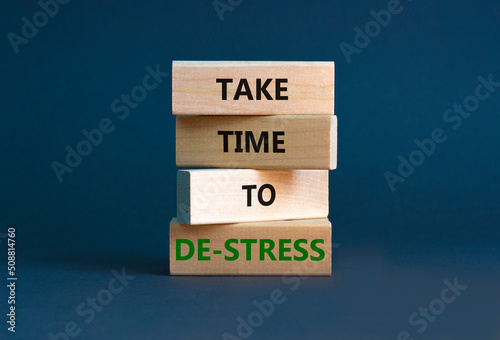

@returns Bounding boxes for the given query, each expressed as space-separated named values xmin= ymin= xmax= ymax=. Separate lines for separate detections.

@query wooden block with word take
xmin=177 ymin=169 xmax=328 ymax=225
xmin=176 ymin=115 xmax=337 ymax=170
xmin=169 ymin=218 xmax=332 ymax=276
xmin=172 ymin=61 xmax=335 ymax=115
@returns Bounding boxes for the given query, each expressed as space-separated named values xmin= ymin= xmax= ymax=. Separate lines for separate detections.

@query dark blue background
xmin=1 ymin=0 xmax=499 ymax=339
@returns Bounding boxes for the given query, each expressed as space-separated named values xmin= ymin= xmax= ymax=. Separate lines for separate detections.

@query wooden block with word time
xmin=169 ymin=218 xmax=332 ymax=276
xmin=172 ymin=61 xmax=335 ymax=115
xmin=177 ymin=169 xmax=328 ymax=225
xmin=176 ymin=115 xmax=337 ymax=170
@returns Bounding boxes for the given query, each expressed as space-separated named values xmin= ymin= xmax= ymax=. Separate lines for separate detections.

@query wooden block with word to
xmin=169 ymin=218 xmax=332 ymax=276
xmin=177 ymin=169 xmax=328 ymax=225
xmin=176 ymin=115 xmax=337 ymax=170
xmin=172 ymin=61 xmax=334 ymax=115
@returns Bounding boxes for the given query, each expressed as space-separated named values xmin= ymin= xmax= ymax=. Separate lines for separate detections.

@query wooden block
xmin=177 ymin=169 xmax=328 ymax=225
xmin=176 ymin=115 xmax=337 ymax=170
xmin=172 ymin=61 xmax=334 ymax=115
xmin=169 ymin=218 xmax=332 ymax=276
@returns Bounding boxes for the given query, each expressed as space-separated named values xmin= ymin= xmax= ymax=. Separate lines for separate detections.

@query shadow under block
xmin=172 ymin=61 xmax=334 ymax=115
xmin=177 ymin=169 xmax=328 ymax=225
xmin=176 ymin=115 xmax=337 ymax=170
xmin=169 ymin=218 xmax=332 ymax=276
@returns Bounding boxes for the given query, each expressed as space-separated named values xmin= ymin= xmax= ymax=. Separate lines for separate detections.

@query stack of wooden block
xmin=170 ymin=61 xmax=336 ymax=276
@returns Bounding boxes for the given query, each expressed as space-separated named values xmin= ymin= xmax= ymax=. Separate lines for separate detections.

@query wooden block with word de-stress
xmin=176 ymin=115 xmax=337 ymax=170
xmin=177 ymin=169 xmax=328 ymax=225
xmin=169 ymin=218 xmax=332 ymax=276
xmin=172 ymin=61 xmax=334 ymax=115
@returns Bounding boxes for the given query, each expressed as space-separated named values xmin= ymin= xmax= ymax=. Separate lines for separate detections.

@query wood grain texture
xmin=176 ymin=115 xmax=337 ymax=170
xmin=170 ymin=218 xmax=332 ymax=276
xmin=177 ymin=169 xmax=328 ymax=225
xmin=172 ymin=61 xmax=334 ymax=115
